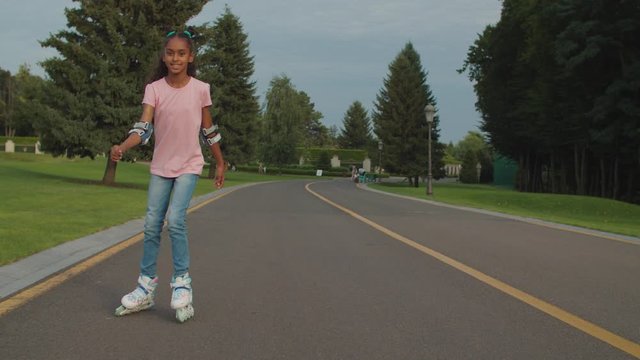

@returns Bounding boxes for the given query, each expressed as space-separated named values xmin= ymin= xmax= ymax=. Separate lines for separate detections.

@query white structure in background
xmin=5 ymin=140 xmax=15 ymax=153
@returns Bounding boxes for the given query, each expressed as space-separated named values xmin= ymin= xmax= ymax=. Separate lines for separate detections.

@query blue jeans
xmin=140 ymin=173 xmax=198 ymax=279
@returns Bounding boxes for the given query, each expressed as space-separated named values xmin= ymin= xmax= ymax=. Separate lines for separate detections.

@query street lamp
xmin=378 ymin=140 xmax=383 ymax=182
xmin=425 ymin=104 xmax=435 ymax=196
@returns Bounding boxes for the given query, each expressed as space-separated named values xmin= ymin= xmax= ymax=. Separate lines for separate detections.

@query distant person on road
xmin=110 ymin=28 xmax=225 ymax=323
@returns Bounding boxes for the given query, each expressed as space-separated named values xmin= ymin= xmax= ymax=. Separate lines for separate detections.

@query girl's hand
xmin=214 ymin=164 xmax=225 ymax=189
xmin=111 ymin=145 xmax=124 ymax=162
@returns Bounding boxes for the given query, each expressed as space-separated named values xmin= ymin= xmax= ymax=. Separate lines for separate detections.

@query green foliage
xmin=460 ymin=0 xmax=640 ymax=203
xmin=260 ymin=75 xmax=325 ymax=167
xmin=197 ymin=5 xmax=260 ymax=165
xmin=0 ymin=136 xmax=39 ymax=145
xmin=298 ymin=147 xmax=367 ymax=164
xmin=459 ymin=150 xmax=479 ymax=184
xmin=370 ymin=182 xmax=640 ymax=238
xmin=338 ymin=101 xmax=373 ymax=149
xmin=373 ymin=42 xmax=444 ymax=181
xmin=454 ymin=131 xmax=493 ymax=182
xmin=315 ymin=151 xmax=331 ymax=170
xmin=0 ymin=67 xmax=15 ymax=137
xmin=38 ymin=0 xmax=208 ymax=160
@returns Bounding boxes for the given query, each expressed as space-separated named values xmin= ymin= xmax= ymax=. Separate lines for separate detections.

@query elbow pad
xmin=128 ymin=122 xmax=154 ymax=145
xmin=201 ymin=124 xmax=222 ymax=145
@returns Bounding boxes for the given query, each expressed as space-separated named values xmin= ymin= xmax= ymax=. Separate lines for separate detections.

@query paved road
xmin=1 ymin=179 xmax=639 ymax=359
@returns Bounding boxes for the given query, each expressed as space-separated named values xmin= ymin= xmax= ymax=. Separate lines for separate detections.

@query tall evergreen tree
xmin=373 ymin=43 xmax=442 ymax=186
xmin=260 ymin=75 xmax=304 ymax=168
xmin=0 ymin=68 xmax=15 ymax=137
xmin=298 ymin=91 xmax=328 ymax=148
xmin=197 ymin=5 xmax=260 ymax=167
xmin=338 ymin=101 xmax=373 ymax=149
xmin=39 ymin=0 xmax=208 ymax=184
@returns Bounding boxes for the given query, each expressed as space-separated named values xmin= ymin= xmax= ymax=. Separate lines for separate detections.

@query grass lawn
xmin=369 ymin=181 xmax=640 ymax=238
xmin=0 ymin=153 xmax=307 ymax=265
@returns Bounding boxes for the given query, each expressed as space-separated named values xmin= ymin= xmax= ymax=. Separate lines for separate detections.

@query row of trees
xmin=460 ymin=0 xmax=640 ymax=202
xmin=1 ymin=0 xmax=444 ymax=186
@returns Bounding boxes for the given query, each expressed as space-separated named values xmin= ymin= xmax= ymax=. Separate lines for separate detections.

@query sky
xmin=0 ymin=0 xmax=502 ymax=143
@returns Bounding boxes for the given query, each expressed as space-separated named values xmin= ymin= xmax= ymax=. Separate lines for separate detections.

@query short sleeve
xmin=202 ymin=83 xmax=212 ymax=108
xmin=142 ymin=83 xmax=156 ymax=106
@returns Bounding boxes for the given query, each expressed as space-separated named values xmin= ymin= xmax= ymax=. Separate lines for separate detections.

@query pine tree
xmin=373 ymin=43 xmax=442 ymax=187
xmin=197 ymin=5 xmax=260 ymax=168
xmin=338 ymin=101 xmax=373 ymax=149
xmin=39 ymin=0 xmax=208 ymax=184
xmin=0 ymin=68 xmax=15 ymax=137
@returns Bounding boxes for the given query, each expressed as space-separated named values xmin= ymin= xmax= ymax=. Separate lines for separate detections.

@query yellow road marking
xmin=306 ymin=183 xmax=640 ymax=358
xmin=0 ymin=187 xmax=238 ymax=317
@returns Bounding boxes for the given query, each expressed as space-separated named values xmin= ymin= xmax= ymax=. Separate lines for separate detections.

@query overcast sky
xmin=0 ymin=0 xmax=502 ymax=143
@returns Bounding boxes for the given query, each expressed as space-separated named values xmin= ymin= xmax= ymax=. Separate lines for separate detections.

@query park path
xmin=1 ymin=179 xmax=639 ymax=359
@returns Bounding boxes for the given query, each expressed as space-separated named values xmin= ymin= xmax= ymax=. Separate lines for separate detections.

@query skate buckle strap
xmin=137 ymin=285 xmax=150 ymax=295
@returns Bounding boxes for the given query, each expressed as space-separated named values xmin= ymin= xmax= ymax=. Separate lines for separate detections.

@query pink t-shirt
xmin=142 ymin=77 xmax=212 ymax=177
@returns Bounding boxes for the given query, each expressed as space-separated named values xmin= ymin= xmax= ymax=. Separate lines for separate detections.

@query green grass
xmin=370 ymin=182 xmax=640 ymax=238
xmin=0 ymin=153 xmax=309 ymax=265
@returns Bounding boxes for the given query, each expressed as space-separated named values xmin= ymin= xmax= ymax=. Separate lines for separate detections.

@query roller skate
xmin=170 ymin=273 xmax=194 ymax=323
xmin=114 ymin=275 xmax=158 ymax=316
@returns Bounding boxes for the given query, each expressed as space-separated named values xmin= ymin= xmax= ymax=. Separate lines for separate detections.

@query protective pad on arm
xmin=128 ymin=121 xmax=154 ymax=145
xmin=201 ymin=124 xmax=222 ymax=145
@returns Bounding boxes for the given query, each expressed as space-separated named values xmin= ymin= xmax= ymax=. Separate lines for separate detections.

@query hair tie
xmin=165 ymin=30 xmax=193 ymax=39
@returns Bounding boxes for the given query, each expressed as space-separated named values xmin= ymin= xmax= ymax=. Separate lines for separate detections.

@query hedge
xmin=0 ymin=136 xmax=39 ymax=145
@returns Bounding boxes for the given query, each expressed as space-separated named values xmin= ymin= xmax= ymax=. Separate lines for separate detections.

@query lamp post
xmin=378 ymin=140 xmax=383 ymax=182
xmin=425 ymin=104 xmax=435 ymax=196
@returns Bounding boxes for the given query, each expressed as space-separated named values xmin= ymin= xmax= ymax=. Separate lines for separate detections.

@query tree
xmin=454 ymin=131 xmax=493 ymax=183
xmin=11 ymin=65 xmax=48 ymax=137
xmin=459 ymin=150 xmax=480 ymax=184
xmin=197 ymin=5 xmax=260 ymax=169
xmin=260 ymin=75 xmax=304 ymax=169
xmin=373 ymin=42 xmax=442 ymax=187
xmin=460 ymin=0 xmax=640 ymax=202
xmin=39 ymin=0 xmax=208 ymax=185
xmin=0 ymin=68 xmax=15 ymax=137
xmin=297 ymin=91 xmax=328 ymax=147
xmin=338 ymin=101 xmax=373 ymax=149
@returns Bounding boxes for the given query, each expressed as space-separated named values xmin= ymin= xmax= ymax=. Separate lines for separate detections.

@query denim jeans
xmin=140 ymin=173 xmax=198 ymax=279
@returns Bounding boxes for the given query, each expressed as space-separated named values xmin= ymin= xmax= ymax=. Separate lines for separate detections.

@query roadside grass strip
xmin=0 ymin=187 xmax=239 ymax=317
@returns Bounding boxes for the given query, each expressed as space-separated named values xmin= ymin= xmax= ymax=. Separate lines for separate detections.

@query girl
xmin=111 ymin=29 xmax=224 ymax=323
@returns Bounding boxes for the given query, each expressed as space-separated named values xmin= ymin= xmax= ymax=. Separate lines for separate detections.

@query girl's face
xmin=163 ymin=37 xmax=194 ymax=76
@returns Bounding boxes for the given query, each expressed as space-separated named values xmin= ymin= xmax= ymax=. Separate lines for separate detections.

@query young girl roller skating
xmin=112 ymin=29 xmax=224 ymax=323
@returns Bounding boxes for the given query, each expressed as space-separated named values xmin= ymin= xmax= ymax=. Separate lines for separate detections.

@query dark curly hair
xmin=147 ymin=27 xmax=198 ymax=83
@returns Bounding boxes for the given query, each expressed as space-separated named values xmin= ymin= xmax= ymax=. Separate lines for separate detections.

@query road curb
xmin=0 ymin=182 xmax=259 ymax=300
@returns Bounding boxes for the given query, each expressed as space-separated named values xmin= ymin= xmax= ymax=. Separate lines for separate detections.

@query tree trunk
xmin=102 ymin=151 xmax=118 ymax=185
xmin=613 ymin=157 xmax=619 ymax=200
xmin=600 ymin=157 xmax=606 ymax=198
xmin=414 ymin=175 xmax=419 ymax=188
xmin=550 ymin=150 xmax=557 ymax=193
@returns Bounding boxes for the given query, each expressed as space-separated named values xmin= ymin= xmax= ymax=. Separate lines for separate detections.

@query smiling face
xmin=163 ymin=37 xmax=194 ymax=76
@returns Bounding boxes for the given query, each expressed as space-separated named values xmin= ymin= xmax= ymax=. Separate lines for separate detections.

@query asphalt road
xmin=1 ymin=179 xmax=639 ymax=359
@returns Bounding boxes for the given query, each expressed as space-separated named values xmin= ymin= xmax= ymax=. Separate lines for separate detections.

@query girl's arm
xmin=111 ymin=104 xmax=155 ymax=161
xmin=202 ymin=106 xmax=225 ymax=189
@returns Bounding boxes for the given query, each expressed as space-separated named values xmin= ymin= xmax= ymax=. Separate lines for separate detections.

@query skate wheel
xmin=176 ymin=304 xmax=195 ymax=323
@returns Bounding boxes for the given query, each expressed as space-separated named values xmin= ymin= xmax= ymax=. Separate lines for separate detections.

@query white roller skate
xmin=115 ymin=275 xmax=158 ymax=316
xmin=170 ymin=273 xmax=194 ymax=323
